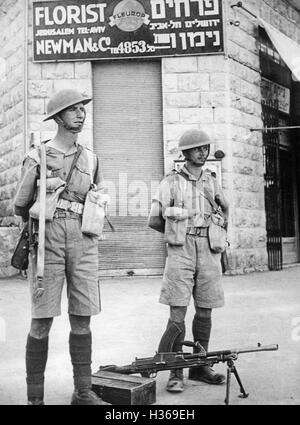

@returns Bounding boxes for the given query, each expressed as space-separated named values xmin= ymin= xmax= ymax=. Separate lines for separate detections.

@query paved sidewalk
xmin=0 ymin=266 xmax=300 ymax=405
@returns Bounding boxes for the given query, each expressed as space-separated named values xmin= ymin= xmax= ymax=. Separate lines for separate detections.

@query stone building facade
xmin=1 ymin=0 xmax=300 ymax=277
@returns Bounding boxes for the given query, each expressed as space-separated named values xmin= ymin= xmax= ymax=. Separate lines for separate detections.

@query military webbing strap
xmin=62 ymin=145 xmax=83 ymax=196
xmin=202 ymin=187 xmax=220 ymax=213
xmin=104 ymin=204 xmax=115 ymax=232
xmin=177 ymin=170 xmax=219 ymax=213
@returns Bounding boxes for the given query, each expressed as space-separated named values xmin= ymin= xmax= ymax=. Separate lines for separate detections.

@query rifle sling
xmin=105 ymin=211 xmax=115 ymax=232
xmin=63 ymin=145 xmax=83 ymax=194
xmin=37 ymin=143 xmax=47 ymax=280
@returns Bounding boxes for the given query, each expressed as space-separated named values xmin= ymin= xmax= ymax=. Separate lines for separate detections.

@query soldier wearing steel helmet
xmin=14 ymin=89 xmax=109 ymax=405
xmin=148 ymin=128 xmax=229 ymax=393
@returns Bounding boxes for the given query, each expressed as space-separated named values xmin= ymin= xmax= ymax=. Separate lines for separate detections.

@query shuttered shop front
xmin=92 ymin=60 xmax=166 ymax=275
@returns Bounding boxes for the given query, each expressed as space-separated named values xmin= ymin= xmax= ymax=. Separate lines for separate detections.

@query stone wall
xmin=0 ymin=0 xmax=25 ymax=225
xmin=0 ymin=227 xmax=20 ymax=277
xmin=0 ymin=0 xmax=25 ymax=277
xmin=227 ymin=0 xmax=300 ymax=273
xmin=162 ymin=0 xmax=300 ymax=274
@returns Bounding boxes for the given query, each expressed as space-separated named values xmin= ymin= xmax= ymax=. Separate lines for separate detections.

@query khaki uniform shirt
xmin=153 ymin=165 xmax=226 ymax=228
xmin=14 ymin=141 xmax=103 ymax=219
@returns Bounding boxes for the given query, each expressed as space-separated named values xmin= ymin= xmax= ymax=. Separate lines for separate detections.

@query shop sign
xmin=32 ymin=0 xmax=224 ymax=62
xmin=261 ymin=78 xmax=290 ymax=115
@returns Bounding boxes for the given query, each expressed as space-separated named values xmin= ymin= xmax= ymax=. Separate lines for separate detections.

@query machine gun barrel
xmin=205 ymin=343 xmax=278 ymax=358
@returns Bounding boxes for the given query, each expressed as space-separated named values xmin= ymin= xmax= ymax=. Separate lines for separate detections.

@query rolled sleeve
xmin=14 ymin=157 xmax=38 ymax=219
xmin=93 ymin=155 xmax=105 ymax=192
xmin=212 ymin=177 xmax=229 ymax=212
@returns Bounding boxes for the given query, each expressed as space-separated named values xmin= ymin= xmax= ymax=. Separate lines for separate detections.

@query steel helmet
xmin=43 ymin=89 xmax=92 ymax=121
xmin=178 ymin=129 xmax=212 ymax=151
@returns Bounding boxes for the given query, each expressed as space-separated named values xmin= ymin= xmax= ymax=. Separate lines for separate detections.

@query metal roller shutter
xmin=92 ymin=60 xmax=166 ymax=276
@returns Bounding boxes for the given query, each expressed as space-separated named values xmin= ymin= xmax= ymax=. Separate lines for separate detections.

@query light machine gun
xmin=99 ymin=342 xmax=278 ymax=405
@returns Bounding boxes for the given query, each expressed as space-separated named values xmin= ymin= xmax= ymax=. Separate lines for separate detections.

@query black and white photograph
xmin=0 ymin=0 xmax=299 ymax=413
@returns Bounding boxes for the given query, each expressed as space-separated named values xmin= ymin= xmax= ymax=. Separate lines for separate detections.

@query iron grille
xmin=262 ymin=99 xmax=283 ymax=270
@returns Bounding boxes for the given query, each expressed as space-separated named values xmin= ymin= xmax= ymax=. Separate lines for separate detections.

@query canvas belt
xmin=186 ymin=226 xmax=208 ymax=237
xmin=56 ymin=199 xmax=84 ymax=215
xmin=53 ymin=210 xmax=81 ymax=219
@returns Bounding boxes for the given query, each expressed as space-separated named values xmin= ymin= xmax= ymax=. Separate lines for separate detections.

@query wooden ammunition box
xmin=92 ymin=370 xmax=156 ymax=405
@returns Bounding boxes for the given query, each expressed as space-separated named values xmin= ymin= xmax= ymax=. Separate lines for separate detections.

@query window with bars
xmin=280 ymin=148 xmax=296 ymax=237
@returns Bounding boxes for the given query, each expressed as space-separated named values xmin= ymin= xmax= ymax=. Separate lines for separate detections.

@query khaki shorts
xmin=160 ymin=235 xmax=224 ymax=309
xmin=28 ymin=212 xmax=101 ymax=319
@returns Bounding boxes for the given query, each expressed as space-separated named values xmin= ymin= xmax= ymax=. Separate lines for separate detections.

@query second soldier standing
xmin=149 ymin=128 xmax=229 ymax=393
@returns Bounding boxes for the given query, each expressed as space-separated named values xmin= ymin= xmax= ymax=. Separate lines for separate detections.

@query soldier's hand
xmin=98 ymin=193 xmax=110 ymax=207
xmin=22 ymin=219 xmax=29 ymax=232
xmin=188 ymin=208 xmax=199 ymax=218
xmin=215 ymin=194 xmax=229 ymax=211
xmin=164 ymin=207 xmax=188 ymax=220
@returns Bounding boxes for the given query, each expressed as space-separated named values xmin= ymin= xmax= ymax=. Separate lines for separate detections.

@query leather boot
xmin=189 ymin=365 xmax=225 ymax=384
xmin=26 ymin=334 xmax=48 ymax=405
xmin=71 ymin=390 xmax=110 ymax=405
xmin=166 ymin=369 xmax=184 ymax=393
xmin=69 ymin=332 xmax=110 ymax=405
xmin=27 ymin=398 xmax=45 ymax=405
xmin=188 ymin=315 xmax=225 ymax=385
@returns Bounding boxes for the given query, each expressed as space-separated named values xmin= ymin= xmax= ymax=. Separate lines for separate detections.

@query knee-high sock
xmin=26 ymin=334 xmax=49 ymax=401
xmin=69 ymin=332 xmax=92 ymax=393
xmin=192 ymin=315 xmax=212 ymax=352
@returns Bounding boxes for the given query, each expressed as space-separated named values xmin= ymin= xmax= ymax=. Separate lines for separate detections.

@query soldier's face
xmin=60 ymin=102 xmax=86 ymax=131
xmin=184 ymin=144 xmax=210 ymax=166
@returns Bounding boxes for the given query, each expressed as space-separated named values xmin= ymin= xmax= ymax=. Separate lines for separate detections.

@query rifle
xmin=28 ymin=216 xmax=38 ymax=274
xmin=33 ymin=143 xmax=46 ymax=299
xmin=99 ymin=341 xmax=278 ymax=405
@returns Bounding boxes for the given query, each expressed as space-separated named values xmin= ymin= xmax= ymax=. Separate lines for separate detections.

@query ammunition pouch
xmin=163 ymin=207 xmax=189 ymax=247
xmin=29 ymin=177 xmax=66 ymax=222
xmin=208 ymin=212 xmax=227 ymax=254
